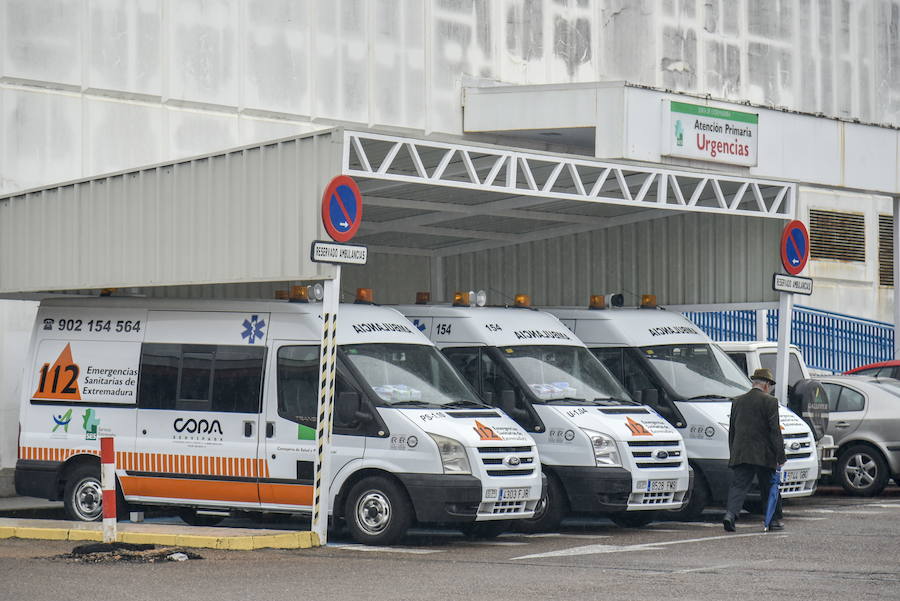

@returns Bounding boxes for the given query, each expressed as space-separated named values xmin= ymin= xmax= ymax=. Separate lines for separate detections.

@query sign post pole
xmin=310 ymin=266 xmax=340 ymax=545
xmin=773 ymin=220 xmax=811 ymax=405
xmin=309 ymin=175 xmax=366 ymax=546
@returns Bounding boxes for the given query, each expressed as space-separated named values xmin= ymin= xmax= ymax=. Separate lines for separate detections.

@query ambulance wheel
xmin=515 ymin=472 xmax=566 ymax=533
xmin=63 ymin=465 xmax=103 ymax=522
xmin=666 ymin=470 xmax=709 ymax=522
xmin=177 ymin=509 xmax=226 ymax=527
xmin=837 ymin=444 xmax=889 ymax=497
xmin=345 ymin=476 xmax=412 ymax=546
xmin=609 ymin=511 xmax=657 ymax=528
xmin=460 ymin=520 xmax=512 ymax=539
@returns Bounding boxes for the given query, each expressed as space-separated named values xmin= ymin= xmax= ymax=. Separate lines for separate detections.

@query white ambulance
xmin=396 ymin=294 xmax=691 ymax=531
xmin=548 ymin=297 xmax=819 ymax=519
xmin=15 ymin=294 xmax=542 ymax=545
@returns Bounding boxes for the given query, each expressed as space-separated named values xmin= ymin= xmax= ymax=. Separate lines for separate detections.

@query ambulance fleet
xmin=15 ymin=290 xmax=818 ymax=544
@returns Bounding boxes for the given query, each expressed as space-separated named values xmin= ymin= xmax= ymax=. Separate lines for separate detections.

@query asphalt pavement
xmin=0 ymin=486 xmax=898 ymax=601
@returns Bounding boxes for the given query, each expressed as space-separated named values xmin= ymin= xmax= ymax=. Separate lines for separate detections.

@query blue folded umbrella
xmin=764 ymin=469 xmax=781 ymax=531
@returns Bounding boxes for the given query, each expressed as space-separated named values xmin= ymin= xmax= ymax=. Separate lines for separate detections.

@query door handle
xmin=834 ymin=421 xmax=850 ymax=428
xmin=243 ymin=421 xmax=254 ymax=437
xmin=266 ymin=422 xmax=275 ymax=438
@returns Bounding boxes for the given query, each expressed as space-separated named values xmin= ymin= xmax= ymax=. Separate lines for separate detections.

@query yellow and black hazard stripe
xmin=311 ymin=310 xmax=339 ymax=528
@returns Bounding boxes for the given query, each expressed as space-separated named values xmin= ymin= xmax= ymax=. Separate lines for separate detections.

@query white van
xmin=396 ymin=296 xmax=691 ymax=530
xmin=548 ymin=300 xmax=819 ymax=519
xmin=15 ymin=296 xmax=542 ymax=545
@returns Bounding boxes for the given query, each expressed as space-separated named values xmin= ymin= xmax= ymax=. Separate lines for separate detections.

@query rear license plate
xmin=781 ymin=469 xmax=808 ymax=482
xmin=647 ymin=479 xmax=677 ymax=492
xmin=499 ymin=487 xmax=530 ymax=500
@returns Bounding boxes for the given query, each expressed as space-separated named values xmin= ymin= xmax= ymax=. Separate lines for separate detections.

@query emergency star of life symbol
xmin=241 ymin=315 xmax=266 ymax=344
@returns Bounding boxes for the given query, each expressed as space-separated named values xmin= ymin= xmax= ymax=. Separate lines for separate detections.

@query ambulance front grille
xmin=784 ymin=433 xmax=813 ymax=459
xmin=491 ymin=500 xmax=526 ymax=514
xmin=629 ymin=491 xmax=677 ymax=505
xmin=627 ymin=440 xmax=684 ymax=469
xmin=478 ymin=446 xmax=536 ymax=477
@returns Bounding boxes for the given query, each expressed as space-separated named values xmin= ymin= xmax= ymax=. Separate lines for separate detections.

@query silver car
xmin=815 ymin=375 xmax=900 ymax=496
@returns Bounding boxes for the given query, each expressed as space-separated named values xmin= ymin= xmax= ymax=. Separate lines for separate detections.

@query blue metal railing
xmin=683 ymin=305 xmax=895 ymax=374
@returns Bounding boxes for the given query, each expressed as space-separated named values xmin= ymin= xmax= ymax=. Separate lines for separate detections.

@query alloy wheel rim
xmin=845 ymin=453 xmax=876 ymax=488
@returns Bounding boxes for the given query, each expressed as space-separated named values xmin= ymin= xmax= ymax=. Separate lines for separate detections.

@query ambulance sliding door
xmin=127 ymin=311 xmax=268 ymax=510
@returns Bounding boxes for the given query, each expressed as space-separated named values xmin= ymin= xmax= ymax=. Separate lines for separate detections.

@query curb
xmin=0 ymin=526 xmax=320 ymax=550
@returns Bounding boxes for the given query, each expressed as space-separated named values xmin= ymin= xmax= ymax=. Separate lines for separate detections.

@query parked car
xmin=814 ymin=375 xmax=900 ymax=496
xmin=845 ymin=360 xmax=900 ymax=379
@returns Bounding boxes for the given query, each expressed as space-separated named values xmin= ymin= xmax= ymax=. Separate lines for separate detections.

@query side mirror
xmin=500 ymin=389 xmax=528 ymax=422
xmin=335 ymin=391 xmax=372 ymax=425
xmin=639 ymin=388 xmax=659 ymax=406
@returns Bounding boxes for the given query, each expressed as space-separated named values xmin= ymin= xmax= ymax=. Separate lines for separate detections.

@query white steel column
xmin=756 ymin=309 xmax=768 ymax=341
xmin=894 ymin=197 xmax=900 ymax=358
xmin=430 ymin=255 xmax=444 ymax=302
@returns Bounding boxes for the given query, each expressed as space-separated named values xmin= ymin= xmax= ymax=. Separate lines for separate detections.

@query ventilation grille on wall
xmin=879 ymin=214 xmax=893 ymax=287
xmin=809 ymin=209 xmax=866 ymax=262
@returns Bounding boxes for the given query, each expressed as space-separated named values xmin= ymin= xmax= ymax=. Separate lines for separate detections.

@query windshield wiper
xmin=443 ymin=400 xmax=492 ymax=409
xmin=390 ymin=400 xmax=438 ymax=407
xmin=681 ymin=394 xmax=732 ymax=401
xmin=593 ymin=397 xmax=642 ymax=406
xmin=545 ymin=397 xmax=592 ymax=405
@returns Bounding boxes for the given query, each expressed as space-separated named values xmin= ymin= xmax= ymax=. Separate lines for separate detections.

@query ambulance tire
xmin=177 ymin=509 xmax=226 ymax=527
xmin=665 ymin=470 xmax=709 ymax=522
xmin=515 ymin=472 xmax=566 ymax=533
xmin=345 ymin=476 xmax=413 ymax=546
xmin=63 ymin=465 xmax=104 ymax=522
xmin=609 ymin=511 xmax=657 ymax=528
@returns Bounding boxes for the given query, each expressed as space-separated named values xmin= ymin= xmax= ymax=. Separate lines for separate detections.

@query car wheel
xmin=345 ymin=476 xmax=413 ymax=546
xmin=515 ymin=471 xmax=566 ymax=533
xmin=460 ymin=520 xmax=512 ymax=539
xmin=837 ymin=444 xmax=889 ymax=496
xmin=665 ymin=469 xmax=709 ymax=521
xmin=63 ymin=465 xmax=104 ymax=522
xmin=609 ymin=511 xmax=657 ymax=528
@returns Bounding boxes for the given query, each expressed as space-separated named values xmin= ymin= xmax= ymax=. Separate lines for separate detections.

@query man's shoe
xmin=767 ymin=520 xmax=784 ymax=531
xmin=723 ymin=513 xmax=736 ymax=532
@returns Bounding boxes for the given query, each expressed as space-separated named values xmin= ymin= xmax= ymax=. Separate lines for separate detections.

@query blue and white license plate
xmin=781 ymin=468 xmax=808 ymax=482
xmin=646 ymin=479 xmax=677 ymax=492
xmin=499 ymin=487 xmax=530 ymax=500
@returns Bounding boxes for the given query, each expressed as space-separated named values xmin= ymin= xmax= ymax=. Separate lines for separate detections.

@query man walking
xmin=723 ymin=368 xmax=786 ymax=532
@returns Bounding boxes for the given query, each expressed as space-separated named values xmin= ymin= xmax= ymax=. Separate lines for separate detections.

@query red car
xmin=845 ymin=360 xmax=900 ymax=378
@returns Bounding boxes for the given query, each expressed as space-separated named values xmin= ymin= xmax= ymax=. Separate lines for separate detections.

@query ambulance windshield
xmin=342 ymin=343 xmax=484 ymax=407
xmin=640 ymin=343 xmax=750 ymax=400
xmin=498 ymin=345 xmax=632 ymax=404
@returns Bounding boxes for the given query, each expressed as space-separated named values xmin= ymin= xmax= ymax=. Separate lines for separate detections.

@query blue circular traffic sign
xmin=321 ymin=175 xmax=362 ymax=242
xmin=780 ymin=220 xmax=809 ymax=275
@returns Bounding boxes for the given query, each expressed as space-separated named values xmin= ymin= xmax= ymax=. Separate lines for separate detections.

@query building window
xmin=879 ymin=214 xmax=893 ymax=287
xmin=809 ymin=209 xmax=866 ymax=262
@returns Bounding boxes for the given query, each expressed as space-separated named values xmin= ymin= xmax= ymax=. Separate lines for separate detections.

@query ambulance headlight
xmin=428 ymin=433 xmax=471 ymax=475
xmin=581 ymin=429 xmax=621 ymax=467
xmin=475 ymin=290 xmax=487 ymax=307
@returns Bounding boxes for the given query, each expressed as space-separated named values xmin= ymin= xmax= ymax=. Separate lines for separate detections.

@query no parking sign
xmin=321 ymin=175 xmax=363 ymax=242
xmin=780 ymin=220 xmax=809 ymax=275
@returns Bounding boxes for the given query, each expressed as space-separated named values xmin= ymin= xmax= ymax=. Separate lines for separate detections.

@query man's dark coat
xmin=728 ymin=387 xmax=787 ymax=468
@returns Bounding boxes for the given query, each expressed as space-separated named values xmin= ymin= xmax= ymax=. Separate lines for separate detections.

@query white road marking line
xmin=328 ymin=544 xmax=445 ymax=554
xmin=511 ymin=531 xmax=771 ymax=560
xmin=784 ymin=516 xmax=827 ymax=520
xmin=517 ymin=533 xmax=562 ymax=538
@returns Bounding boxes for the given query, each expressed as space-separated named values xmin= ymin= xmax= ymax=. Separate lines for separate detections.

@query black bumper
xmin=395 ymin=473 xmax=483 ymax=523
xmin=15 ymin=460 xmax=60 ymax=501
xmin=553 ymin=466 xmax=633 ymax=513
